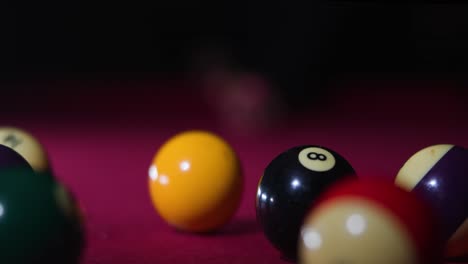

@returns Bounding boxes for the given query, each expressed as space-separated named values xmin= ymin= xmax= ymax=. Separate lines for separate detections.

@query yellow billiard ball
xmin=148 ymin=130 xmax=243 ymax=232
xmin=0 ymin=127 xmax=49 ymax=172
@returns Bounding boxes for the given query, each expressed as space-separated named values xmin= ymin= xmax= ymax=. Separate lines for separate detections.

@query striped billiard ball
xmin=299 ymin=179 xmax=444 ymax=264
xmin=396 ymin=144 xmax=468 ymax=258
xmin=0 ymin=127 xmax=50 ymax=172
xmin=0 ymin=144 xmax=33 ymax=171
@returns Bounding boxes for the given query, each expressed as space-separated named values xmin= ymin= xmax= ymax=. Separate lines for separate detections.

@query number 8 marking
xmin=298 ymin=147 xmax=336 ymax=172
xmin=307 ymin=152 xmax=327 ymax=161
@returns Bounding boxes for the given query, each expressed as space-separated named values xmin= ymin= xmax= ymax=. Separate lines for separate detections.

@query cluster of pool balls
xmin=2 ymin=127 xmax=463 ymax=263
xmin=149 ymin=130 xmax=467 ymax=264
xmin=0 ymin=127 xmax=84 ymax=263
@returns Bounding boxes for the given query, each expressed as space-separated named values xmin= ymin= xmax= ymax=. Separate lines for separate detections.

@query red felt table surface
xmin=4 ymin=79 xmax=468 ymax=264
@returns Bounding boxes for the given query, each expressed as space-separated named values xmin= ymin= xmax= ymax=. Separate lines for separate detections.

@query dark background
xmin=3 ymin=2 xmax=468 ymax=74
xmin=1 ymin=1 xmax=468 ymax=111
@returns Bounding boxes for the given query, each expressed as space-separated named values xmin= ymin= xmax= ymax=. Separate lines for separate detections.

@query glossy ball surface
xmin=396 ymin=144 xmax=468 ymax=258
xmin=0 ymin=127 xmax=49 ymax=172
xmin=0 ymin=144 xmax=33 ymax=170
xmin=0 ymin=167 xmax=85 ymax=263
xmin=299 ymin=179 xmax=444 ymax=264
xmin=256 ymin=145 xmax=356 ymax=260
xmin=148 ymin=130 xmax=243 ymax=232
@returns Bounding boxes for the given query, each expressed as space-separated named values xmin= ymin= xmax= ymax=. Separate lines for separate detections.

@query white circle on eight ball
xmin=298 ymin=147 xmax=336 ymax=172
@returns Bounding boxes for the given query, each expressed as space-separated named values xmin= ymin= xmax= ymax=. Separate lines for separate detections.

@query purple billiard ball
xmin=396 ymin=144 xmax=468 ymax=258
xmin=0 ymin=144 xmax=33 ymax=170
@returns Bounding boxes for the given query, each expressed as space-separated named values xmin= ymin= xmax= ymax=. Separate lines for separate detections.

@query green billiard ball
xmin=0 ymin=167 xmax=85 ymax=263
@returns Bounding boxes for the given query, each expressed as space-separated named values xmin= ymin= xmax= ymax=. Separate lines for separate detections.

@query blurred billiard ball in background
xmin=0 ymin=167 xmax=85 ymax=263
xmin=0 ymin=127 xmax=50 ymax=172
xmin=0 ymin=144 xmax=33 ymax=171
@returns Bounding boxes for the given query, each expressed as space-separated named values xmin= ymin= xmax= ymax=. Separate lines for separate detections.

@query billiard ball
xmin=55 ymin=181 xmax=87 ymax=229
xmin=148 ymin=130 xmax=243 ymax=232
xmin=395 ymin=144 xmax=468 ymax=258
xmin=0 ymin=167 xmax=85 ymax=263
xmin=50 ymin=180 xmax=86 ymax=264
xmin=0 ymin=127 xmax=49 ymax=172
xmin=298 ymin=179 xmax=444 ymax=264
xmin=256 ymin=145 xmax=356 ymax=260
xmin=0 ymin=144 xmax=33 ymax=170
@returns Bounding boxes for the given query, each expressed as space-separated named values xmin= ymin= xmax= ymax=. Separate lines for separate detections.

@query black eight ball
xmin=256 ymin=145 xmax=357 ymax=260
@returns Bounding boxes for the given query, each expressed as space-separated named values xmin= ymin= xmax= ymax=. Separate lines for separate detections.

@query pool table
xmin=2 ymin=78 xmax=467 ymax=264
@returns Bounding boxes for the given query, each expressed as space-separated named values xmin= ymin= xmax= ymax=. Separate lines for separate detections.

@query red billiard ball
xmin=299 ymin=179 xmax=444 ymax=264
